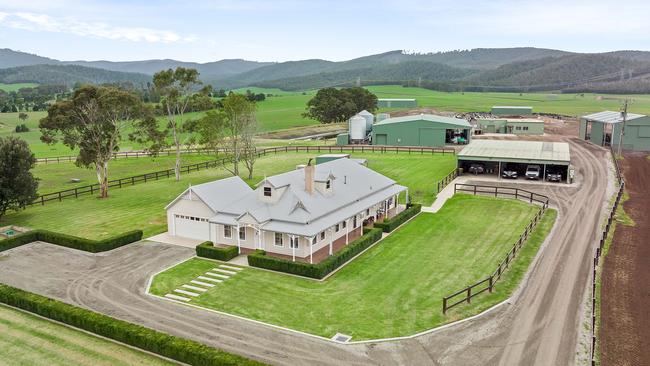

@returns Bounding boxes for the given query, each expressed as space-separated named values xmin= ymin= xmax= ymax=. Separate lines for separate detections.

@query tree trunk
xmin=172 ymin=124 xmax=181 ymax=181
xmin=95 ymin=161 xmax=109 ymax=198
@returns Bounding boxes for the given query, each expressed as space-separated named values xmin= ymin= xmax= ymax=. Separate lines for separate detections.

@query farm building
xmin=477 ymin=118 xmax=544 ymax=135
xmin=491 ymin=106 xmax=533 ymax=117
xmin=165 ymin=158 xmax=407 ymax=263
xmin=378 ymin=98 xmax=417 ymax=108
xmin=458 ymin=139 xmax=572 ymax=183
xmin=371 ymin=114 xmax=471 ymax=147
xmin=579 ymin=111 xmax=650 ymax=151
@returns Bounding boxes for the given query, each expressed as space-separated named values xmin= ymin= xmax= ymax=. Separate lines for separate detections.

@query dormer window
xmin=326 ymin=180 xmax=331 ymax=189
xmin=263 ymin=187 xmax=272 ymax=197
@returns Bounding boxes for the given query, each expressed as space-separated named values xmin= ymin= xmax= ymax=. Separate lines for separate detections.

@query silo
xmin=376 ymin=113 xmax=390 ymax=123
xmin=349 ymin=116 xmax=367 ymax=143
xmin=357 ymin=110 xmax=374 ymax=132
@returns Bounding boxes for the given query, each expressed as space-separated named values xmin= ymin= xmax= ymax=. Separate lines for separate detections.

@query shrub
xmin=374 ymin=203 xmax=422 ymax=233
xmin=0 ymin=284 xmax=263 ymax=366
xmin=14 ymin=124 xmax=29 ymax=133
xmin=196 ymin=241 xmax=238 ymax=261
xmin=0 ymin=229 xmax=142 ymax=253
xmin=248 ymin=228 xmax=383 ymax=279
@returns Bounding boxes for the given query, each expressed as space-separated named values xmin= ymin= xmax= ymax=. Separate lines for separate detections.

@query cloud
xmin=0 ymin=12 xmax=197 ymax=43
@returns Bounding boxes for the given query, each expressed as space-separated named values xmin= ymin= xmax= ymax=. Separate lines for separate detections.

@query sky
xmin=1 ymin=0 xmax=649 ymax=63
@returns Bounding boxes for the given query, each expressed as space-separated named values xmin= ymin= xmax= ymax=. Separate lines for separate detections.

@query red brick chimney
xmin=305 ymin=158 xmax=314 ymax=194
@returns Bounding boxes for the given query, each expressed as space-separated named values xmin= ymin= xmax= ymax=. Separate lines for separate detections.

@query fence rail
xmin=590 ymin=148 xmax=625 ymax=366
xmin=35 ymin=145 xmax=456 ymax=164
xmin=28 ymin=145 xmax=455 ymax=207
xmin=442 ymin=184 xmax=549 ymax=314
xmin=436 ymin=168 xmax=459 ymax=194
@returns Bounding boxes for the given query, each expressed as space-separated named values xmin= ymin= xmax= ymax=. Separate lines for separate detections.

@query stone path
xmin=164 ymin=263 xmax=244 ymax=302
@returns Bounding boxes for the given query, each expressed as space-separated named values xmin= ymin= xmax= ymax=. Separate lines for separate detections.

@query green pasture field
xmin=0 ymin=83 xmax=39 ymax=92
xmin=149 ymin=195 xmax=556 ymax=340
xmin=1 ymin=151 xmax=456 ymax=239
xmin=0 ymin=304 xmax=173 ymax=366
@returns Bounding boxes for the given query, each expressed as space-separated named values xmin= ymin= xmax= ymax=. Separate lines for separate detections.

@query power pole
xmin=617 ymin=99 xmax=628 ymax=157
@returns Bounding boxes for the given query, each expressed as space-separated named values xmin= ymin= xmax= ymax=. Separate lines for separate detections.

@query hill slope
xmin=0 ymin=64 xmax=151 ymax=86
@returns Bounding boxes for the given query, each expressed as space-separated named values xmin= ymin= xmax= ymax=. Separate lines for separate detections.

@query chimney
xmin=305 ymin=158 xmax=314 ymax=194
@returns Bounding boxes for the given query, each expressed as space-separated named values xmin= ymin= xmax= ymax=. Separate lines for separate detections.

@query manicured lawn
xmin=34 ymin=154 xmax=218 ymax=194
xmin=150 ymin=195 xmax=556 ymax=340
xmin=0 ymin=152 xmax=454 ymax=239
xmin=0 ymin=304 xmax=173 ymax=366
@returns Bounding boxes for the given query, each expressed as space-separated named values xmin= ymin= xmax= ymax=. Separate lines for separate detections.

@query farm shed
xmin=336 ymin=133 xmax=349 ymax=146
xmin=491 ymin=106 xmax=533 ymax=117
xmin=458 ymin=139 xmax=572 ymax=183
xmin=378 ymin=98 xmax=417 ymax=108
xmin=372 ymin=114 xmax=471 ymax=147
xmin=477 ymin=118 xmax=544 ymax=135
xmin=315 ymin=154 xmax=350 ymax=164
xmin=579 ymin=111 xmax=650 ymax=151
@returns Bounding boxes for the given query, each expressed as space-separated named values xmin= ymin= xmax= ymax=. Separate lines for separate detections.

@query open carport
xmin=457 ymin=139 xmax=572 ymax=183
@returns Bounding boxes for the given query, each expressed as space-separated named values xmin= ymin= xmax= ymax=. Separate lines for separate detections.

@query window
xmin=320 ymin=231 xmax=325 ymax=240
xmin=342 ymin=220 xmax=347 ymax=229
xmin=353 ymin=216 xmax=358 ymax=228
xmin=274 ymin=232 xmax=283 ymax=246
xmin=312 ymin=237 xmax=317 ymax=245
xmin=335 ymin=224 xmax=340 ymax=232
xmin=290 ymin=237 xmax=299 ymax=249
xmin=523 ymin=126 xmax=529 ymax=131
xmin=366 ymin=209 xmax=370 ymax=216
xmin=326 ymin=180 xmax=331 ymax=189
xmin=263 ymin=187 xmax=272 ymax=197
xmin=224 ymin=225 xmax=232 ymax=238
xmin=516 ymin=126 xmax=522 ymax=131
xmin=239 ymin=227 xmax=246 ymax=240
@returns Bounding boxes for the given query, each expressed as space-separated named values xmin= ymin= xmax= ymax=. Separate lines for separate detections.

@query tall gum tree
xmin=153 ymin=67 xmax=201 ymax=181
xmin=39 ymin=85 xmax=162 ymax=198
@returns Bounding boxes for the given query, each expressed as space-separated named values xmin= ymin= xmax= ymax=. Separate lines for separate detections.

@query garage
xmin=457 ymin=139 xmax=572 ymax=183
xmin=173 ymin=214 xmax=210 ymax=240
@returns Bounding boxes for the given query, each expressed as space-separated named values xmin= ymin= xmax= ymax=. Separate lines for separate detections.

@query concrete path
xmin=145 ymin=233 xmax=202 ymax=248
xmin=0 ymin=137 xmax=612 ymax=366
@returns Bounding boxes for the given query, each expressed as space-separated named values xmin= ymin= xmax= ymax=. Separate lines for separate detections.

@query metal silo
xmin=349 ymin=116 xmax=367 ymax=143
xmin=357 ymin=110 xmax=374 ymax=132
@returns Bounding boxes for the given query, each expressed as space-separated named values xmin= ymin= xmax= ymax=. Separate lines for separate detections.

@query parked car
xmin=502 ymin=165 xmax=518 ymax=179
xmin=546 ymin=169 xmax=563 ymax=182
xmin=469 ymin=163 xmax=485 ymax=174
xmin=525 ymin=165 xmax=541 ymax=180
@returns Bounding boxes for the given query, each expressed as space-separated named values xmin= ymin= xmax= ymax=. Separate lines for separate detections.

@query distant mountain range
xmin=2 ymin=47 xmax=650 ymax=93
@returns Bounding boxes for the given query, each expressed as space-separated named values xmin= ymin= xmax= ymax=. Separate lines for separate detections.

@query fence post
xmin=74 ymin=188 xmax=78 ymax=198
xmin=90 ymin=185 xmax=94 ymax=195
xmin=467 ymin=287 xmax=471 ymax=303
xmin=443 ymin=297 xmax=447 ymax=314
xmin=474 ymin=185 xmax=477 ymax=195
xmin=489 ymin=276 xmax=493 ymax=293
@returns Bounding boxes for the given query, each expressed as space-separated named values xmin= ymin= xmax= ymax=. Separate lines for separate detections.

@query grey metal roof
xmin=164 ymin=176 xmax=252 ymax=211
xmin=206 ymin=158 xmax=407 ymax=237
xmin=582 ymin=110 xmax=646 ymax=124
xmin=458 ymin=139 xmax=571 ymax=165
xmin=374 ymin=113 xmax=470 ymax=128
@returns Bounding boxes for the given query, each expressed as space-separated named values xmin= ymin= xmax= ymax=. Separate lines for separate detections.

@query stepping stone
xmin=212 ymin=268 xmax=236 ymax=275
xmin=219 ymin=264 xmax=243 ymax=271
xmin=205 ymin=272 xmax=229 ymax=279
xmin=191 ymin=280 xmax=215 ymax=287
xmin=164 ymin=294 xmax=191 ymax=302
xmin=197 ymin=276 xmax=223 ymax=283
xmin=182 ymin=284 xmax=207 ymax=292
xmin=174 ymin=289 xmax=200 ymax=297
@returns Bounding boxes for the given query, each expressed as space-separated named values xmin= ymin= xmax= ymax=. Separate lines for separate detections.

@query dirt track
xmin=0 ymin=137 xmax=612 ymax=366
xmin=601 ymin=153 xmax=650 ymax=366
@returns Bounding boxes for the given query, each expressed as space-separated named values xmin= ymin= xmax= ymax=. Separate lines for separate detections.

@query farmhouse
xmin=165 ymin=158 xmax=408 ymax=263
xmin=372 ymin=114 xmax=471 ymax=147
xmin=580 ymin=111 xmax=650 ymax=151
xmin=491 ymin=106 xmax=533 ymax=117
xmin=476 ymin=118 xmax=544 ymax=135
xmin=377 ymin=98 xmax=417 ymax=108
xmin=458 ymin=139 xmax=572 ymax=182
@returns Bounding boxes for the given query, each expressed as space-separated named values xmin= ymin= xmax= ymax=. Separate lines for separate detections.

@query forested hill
xmin=0 ymin=64 xmax=151 ymax=87
xmin=3 ymin=47 xmax=650 ymax=93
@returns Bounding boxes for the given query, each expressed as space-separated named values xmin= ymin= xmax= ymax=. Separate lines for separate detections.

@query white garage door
xmin=174 ymin=214 xmax=210 ymax=241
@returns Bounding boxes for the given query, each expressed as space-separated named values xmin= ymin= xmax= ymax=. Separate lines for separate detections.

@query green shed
xmin=491 ymin=106 xmax=533 ymax=116
xmin=336 ymin=133 xmax=349 ymax=146
xmin=580 ymin=111 xmax=650 ymax=151
xmin=315 ymin=154 xmax=350 ymax=165
xmin=477 ymin=118 xmax=544 ymax=135
xmin=371 ymin=114 xmax=471 ymax=147
xmin=377 ymin=99 xmax=417 ymax=108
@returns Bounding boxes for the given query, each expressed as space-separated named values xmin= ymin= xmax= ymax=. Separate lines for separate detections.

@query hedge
xmin=374 ymin=203 xmax=422 ymax=233
xmin=0 ymin=229 xmax=143 ymax=253
xmin=196 ymin=241 xmax=239 ymax=261
xmin=0 ymin=284 xmax=264 ymax=366
xmin=248 ymin=228 xmax=383 ymax=279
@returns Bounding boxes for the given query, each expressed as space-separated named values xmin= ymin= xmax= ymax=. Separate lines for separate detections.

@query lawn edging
xmin=0 ymin=229 xmax=143 ymax=253
xmin=0 ymin=284 xmax=265 ymax=366
xmin=247 ymin=228 xmax=383 ymax=279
